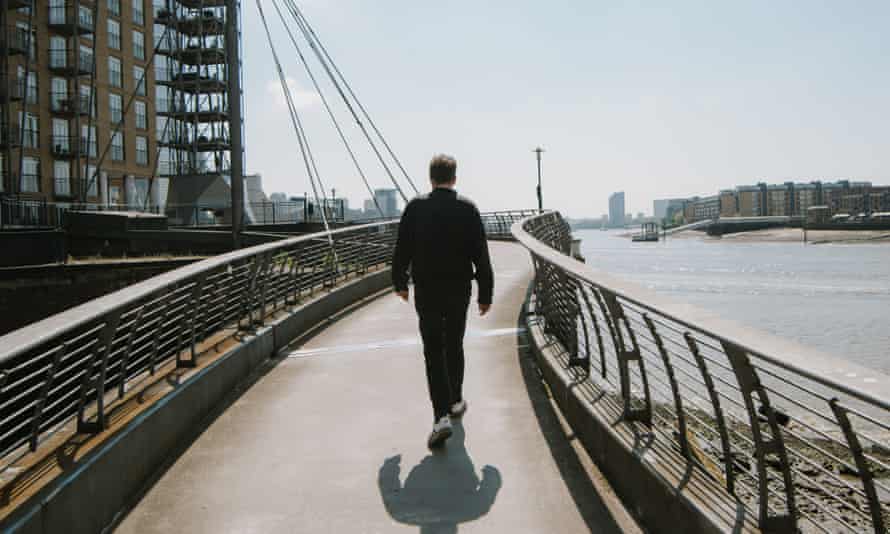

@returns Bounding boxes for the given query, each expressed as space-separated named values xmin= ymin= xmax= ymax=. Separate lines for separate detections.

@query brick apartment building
xmin=0 ymin=0 xmax=158 ymax=207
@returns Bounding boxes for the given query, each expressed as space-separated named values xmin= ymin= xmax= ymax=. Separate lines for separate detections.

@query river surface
xmin=575 ymin=229 xmax=890 ymax=375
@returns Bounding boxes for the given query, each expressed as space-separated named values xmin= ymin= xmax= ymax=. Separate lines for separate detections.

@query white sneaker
xmin=427 ymin=415 xmax=453 ymax=449
xmin=450 ymin=399 xmax=468 ymax=418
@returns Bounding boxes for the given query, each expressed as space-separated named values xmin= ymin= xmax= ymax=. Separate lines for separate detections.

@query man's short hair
xmin=429 ymin=154 xmax=457 ymax=184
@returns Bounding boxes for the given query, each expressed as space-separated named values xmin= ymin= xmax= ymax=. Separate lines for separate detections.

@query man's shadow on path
xmin=378 ymin=421 xmax=501 ymax=534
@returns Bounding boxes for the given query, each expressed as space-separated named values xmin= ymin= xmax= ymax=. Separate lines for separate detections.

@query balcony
xmin=0 ymin=79 xmax=24 ymax=102
xmin=2 ymin=26 xmax=30 ymax=56
xmin=48 ymin=49 xmax=94 ymax=76
xmin=177 ymin=0 xmax=225 ymax=8
xmin=47 ymin=5 xmax=95 ymax=36
xmin=174 ymin=45 xmax=226 ymax=66
xmin=51 ymin=136 xmax=78 ymax=159
xmin=157 ymin=105 xmax=229 ymax=122
xmin=156 ymin=72 xmax=227 ymax=94
xmin=50 ymin=93 xmax=91 ymax=116
xmin=159 ymin=13 xmax=225 ymax=36
xmin=0 ymin=125 xmax=29 ymax=149
xmin=160 ymin=134 xmax=230 ymax=151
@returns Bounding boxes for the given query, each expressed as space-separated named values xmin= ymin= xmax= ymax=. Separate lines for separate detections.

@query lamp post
xmin=533 ymin=147 xmax=544 ymax=212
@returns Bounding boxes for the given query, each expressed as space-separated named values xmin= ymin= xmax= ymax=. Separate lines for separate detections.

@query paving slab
xmin=117 ymin=242 xmax=631 ymax=533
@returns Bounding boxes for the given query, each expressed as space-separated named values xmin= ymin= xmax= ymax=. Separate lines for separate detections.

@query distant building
xmin=688 ymin=195 xmax=720 ymax=222
xmin=719 ymin=190 xmax=738 ymax=218
xmin=608 ymin=192 xmax=625 ymax=228
xmin=374 ymin=188 xmax=400 ymax=218
xmin=654 ymin=199 xmax=688 ymax=220
xmin=736 ymin=184 xmax=765 ymax=217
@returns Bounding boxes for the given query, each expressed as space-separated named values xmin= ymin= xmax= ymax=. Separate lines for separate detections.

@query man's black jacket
xmin=392 ymin=188 xmax=494 ymax=305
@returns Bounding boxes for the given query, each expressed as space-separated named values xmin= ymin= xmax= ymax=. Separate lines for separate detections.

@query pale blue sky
xmin=240 ymin=1 xmax=889 ymax=217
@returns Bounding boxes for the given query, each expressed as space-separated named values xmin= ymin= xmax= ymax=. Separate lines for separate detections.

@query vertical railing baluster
xmin=256 ymin=252 xmax=272 ymax=326
xmin=684 ymin=333 xmax=736 ymax=494
xmin=288 ymin=247 xmax=302 ymax=306
xmin=119 ymin=304 xmax=146 ymax=399
xmin=77 ymin=312 xmax=122 ymax=433
xmin=828 ymin=399 xmax=886 ymax=534
xmin=29 ymin=344 xmax=66 ymax=451
xmin=578 ymin=285 xmax=606 ymax=378
xmin=239 ymin=257 xmax=260 ymax=332
xmin=572 ymin=281 xmax=591 ymax=371
xmin=721 ymin=340 xmax=796 ymax=532
xmin=179 ymin=274 xmax=206 ymax=368
xmin=643 ymin=314 xmax=690 ymax=459
xmin=601 ymin=291 xmax=651 ymax=425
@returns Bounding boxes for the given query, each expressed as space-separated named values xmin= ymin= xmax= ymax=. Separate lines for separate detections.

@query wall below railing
xmin=0 ymin=268 xmax=392 ymax=534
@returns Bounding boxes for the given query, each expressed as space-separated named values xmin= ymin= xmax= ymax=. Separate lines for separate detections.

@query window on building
xmin=79 ymin=44 xmax=93 ymax=73
xmin=83 ymin=164 xmax=98 ymax=197
xmin=109 ymin=93 xmax=123 ymax=124
xmin=107 ymin=19 xmax=121 ymax=50
xmin=136 ymin=136 xmax=148 ymax=165
xmin=81 ymin=124 xmax=97 ymax=157
xmin=16 ymin=22 xmax=36 ymax=61
xmin=108 ymin=56 xmax=122 ymax=88
xmin=49 ymin=0 xmax=64 ymax=24
xmin=133 ymin=30 xmax=145 ymax=60
xmin=108 ymin=0 xmax=120 ymax=17
xmin=54 ymin=161 xmax=70 ymax=196
xmin=49 ymin=36 xmax=66 ymax=68
xmin=133 ymin=66 xmax=146 ymax=95
xmin=18 ymin=111 xmax=38 ymax=148
xmin=17 ymin=66 xmax=37 ymax=105
xmin=155 ymin=85 xmax=169 ymax=112
xmin=52 ymin=118 xmax=69 ymax=154
xmin=51 ymin=77 xmax=67 ymax=112
xmin=21 ymin=157 xmax=39 ymax=193
xmin=111 ymin=132 xmax=124 ymax=161
xmin=78 ymin=5 xmax=93 ymax=32
xmin=80 ymin=84 xmax=96 ymax=117
xmin=133 ymin=0 xmax=145 ymax=26
xmin=135 ymin=100 xmax=147 ymax=129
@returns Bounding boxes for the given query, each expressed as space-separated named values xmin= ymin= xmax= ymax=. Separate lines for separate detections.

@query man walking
xmin=392 ymin=154 xmax=494 ymax=449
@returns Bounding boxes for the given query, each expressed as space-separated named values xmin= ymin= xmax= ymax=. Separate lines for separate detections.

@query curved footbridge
xmin=118 ymin=242 xmax=634 ymax=534
xmin=0 ymin=211 xmax=887 ymax=534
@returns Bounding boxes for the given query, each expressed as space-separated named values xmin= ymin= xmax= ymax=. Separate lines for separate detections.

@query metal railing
xmin=0 ymin=198 xmax=66 ymax=229
xmin=0 ymin=221 xmax=399 ymax=468
xmin=514 ymin=211 xmax=889 ymax=534
xmin=0 ymin=211 xmax=528 ymax=471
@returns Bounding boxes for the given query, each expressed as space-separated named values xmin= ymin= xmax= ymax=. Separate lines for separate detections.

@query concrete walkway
xmin=117 ymin=243 xmax=633 ymax=533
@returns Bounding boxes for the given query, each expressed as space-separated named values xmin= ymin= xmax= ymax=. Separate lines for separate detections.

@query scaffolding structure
xmin=153 ymin=0 xmax=242 ymax=227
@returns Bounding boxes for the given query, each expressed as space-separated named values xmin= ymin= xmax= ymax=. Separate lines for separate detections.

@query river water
xmin=575 ymin=229 xmax=890 ymax=375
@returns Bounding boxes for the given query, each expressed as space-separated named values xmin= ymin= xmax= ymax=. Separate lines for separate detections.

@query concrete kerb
xmin=522 ymin=288 xmax=759 ymax=534
xmin=0 ymin=268 xmax=392 ymax=534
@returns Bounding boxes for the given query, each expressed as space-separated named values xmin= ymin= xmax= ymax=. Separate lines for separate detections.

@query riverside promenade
xmin=117 ymin=242 xmax=636 ymax=533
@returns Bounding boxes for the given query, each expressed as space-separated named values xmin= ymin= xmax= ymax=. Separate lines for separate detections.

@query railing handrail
xmin=0 ymin=220 xmax=395 ymax=365
xmin=0 ymin=209 xmax=530 ymax=365
xmin=514 ymin=211 xmax=889 ymax=533
xmin=512 ymin=212 xmax=890 ymax=411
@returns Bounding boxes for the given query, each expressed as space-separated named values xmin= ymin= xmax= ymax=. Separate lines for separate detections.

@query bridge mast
xmin=226 ymin=0 xmax=245 ymax=248
xmin=534 ymin=147 xmax=545 ymax=212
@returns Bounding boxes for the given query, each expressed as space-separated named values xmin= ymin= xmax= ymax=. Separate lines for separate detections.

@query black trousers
xmin=414 ymin=282 xmax=471 ymax=421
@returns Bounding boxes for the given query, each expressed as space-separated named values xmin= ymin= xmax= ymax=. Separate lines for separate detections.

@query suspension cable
xmin=289 ymin=3 xmax=420 ymax=196
xmin=254 ymin=0 xmax=332 ymax=239
xmin=268 ymin=0 xmax=383 ymax=218
xmin=278 ymin=0 xmax=409 ymax=203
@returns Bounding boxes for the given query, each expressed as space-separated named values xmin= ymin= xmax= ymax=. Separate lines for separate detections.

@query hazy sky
xmin=240 ymin=1 xmax=889 ymax=218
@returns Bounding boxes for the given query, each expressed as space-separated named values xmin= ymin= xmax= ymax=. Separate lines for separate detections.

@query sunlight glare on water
xmin=577 ymin=229 xmax=890 ymax=374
